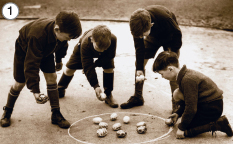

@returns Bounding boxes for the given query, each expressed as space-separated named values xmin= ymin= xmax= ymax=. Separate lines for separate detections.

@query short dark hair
xmin=92 ymin=25 xmax=111 ymax=51
xmin=152 ymin=51 xmax=179 ymax=72
xmin=55 ymin=11 xmax=82 ymax=39
xmin=129 ymin=8 xmax=151 ymax=38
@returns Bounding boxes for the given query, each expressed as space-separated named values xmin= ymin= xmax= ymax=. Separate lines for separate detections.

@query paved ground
xmin=0 ymin=20 xmax=233 ymax=144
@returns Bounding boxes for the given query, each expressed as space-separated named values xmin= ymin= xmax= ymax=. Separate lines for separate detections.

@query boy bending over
xmin=58 ymin=25 xmax=118 ymax=108
xmin=121 ymin=5 xmax=182 ymax=112
xmin=1 ymin=11 xmax=82 ymax=129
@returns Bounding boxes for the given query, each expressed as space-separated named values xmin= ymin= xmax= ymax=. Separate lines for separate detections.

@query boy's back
xmin=178 ymin=65 xmax=223 ymax=103
xmin=145 ymin=5 xmax=181 ymax=40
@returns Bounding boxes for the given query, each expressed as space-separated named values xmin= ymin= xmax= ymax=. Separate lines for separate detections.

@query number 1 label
xmin=2 ymin=3 xmax=19 ymax=20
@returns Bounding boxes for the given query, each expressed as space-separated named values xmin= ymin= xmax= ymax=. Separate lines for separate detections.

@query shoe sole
xmin=105 ymin=101 xmax=119 ymax=108
xmin=120 ymin=103 xmax=144 ymax=109
xmin=51 ymin=121 xmax=70 ymax=129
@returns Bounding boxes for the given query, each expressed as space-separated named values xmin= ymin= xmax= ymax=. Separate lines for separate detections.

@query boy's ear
xmin=168 ymin=66 xmax=174 ymax=71
xmin=151 ymin=23 xmax=154 ymax=27
xmin=54 ymin=25 xmax=60 ymax=32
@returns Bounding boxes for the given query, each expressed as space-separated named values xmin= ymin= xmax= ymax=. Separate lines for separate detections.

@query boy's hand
xmin=169 ymin=113 xmax=179 ymax=125
xmin=56 ymin=62 xmax=63 ymax=71
xmin=33 ymin=93 xmax=49 ymax=104
xmin=95 ymin=87 xmax=103 ymax=101
xmin=176 ymin=129 xmax=185 ymax=139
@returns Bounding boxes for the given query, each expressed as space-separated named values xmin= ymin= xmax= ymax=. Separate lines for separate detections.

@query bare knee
xmin=103 ymin=68 xmax=114 ymax=73
xmin=12 ymin=81 xmax=25 ymax=91
xmin=64 ymin=67 xmax=76 ymax=76
xmin=173 ymin=88 xmax=184 ymax=102
xmin=44 ymin=73 xmax=57 ymax=84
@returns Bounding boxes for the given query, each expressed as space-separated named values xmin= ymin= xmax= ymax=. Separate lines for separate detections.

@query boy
xmin=1 ymin=11 xmax=82 ymax=129
xmin=57 ymin=25 xmax=118 ymax=108
xmin=120 ymin=5 xmax=182 ymax=112
xmin=153 ymin=51 xmax=233 ymax=139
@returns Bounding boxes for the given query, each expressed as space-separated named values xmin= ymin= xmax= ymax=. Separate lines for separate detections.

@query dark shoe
xmin=120 ymin=96 xmax=144 ymax=109
xmin=1 ymin=106 xmax=13 ymax=127
xmin=214 ymin=115 xmax=233 ymax=137
xmin=105 ymin=94 xmax=118 ymax=108
xmin=58 ymin=88 xmax=65 ymax=98
xmin=51 ymin=108 xmax=70 ymax=129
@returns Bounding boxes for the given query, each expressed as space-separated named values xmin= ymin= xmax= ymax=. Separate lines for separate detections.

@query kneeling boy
xmin=153 ymin=51 xmax=233 ymax=139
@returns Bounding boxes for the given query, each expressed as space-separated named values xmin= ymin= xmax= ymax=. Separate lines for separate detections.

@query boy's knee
xmin=12 ymin=81 xmax=25 ymax=91
xmin=64 ymin=67 xmax=76 ymax=76
xmin=103 ymin=68 xmax=114 ymax=73
xmin=44 ymin=73 xmax=57 ymax=84
xmin=173 ymin=88 xmax=184 ymax=102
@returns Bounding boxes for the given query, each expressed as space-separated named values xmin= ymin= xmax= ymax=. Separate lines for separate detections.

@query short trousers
xmin=187 ymin=99 xmax=223 ymax=129
xmin=66 ymin=43 xmax=114 ymax=70
xmin=14 ymin=39 xmax=56 ymax=83
xmin=144 ymin=35 xmax=182 ymax=59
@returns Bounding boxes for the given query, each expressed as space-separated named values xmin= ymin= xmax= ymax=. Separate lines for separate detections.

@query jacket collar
xmin=177 ymin=65 xmax=187 ymax=84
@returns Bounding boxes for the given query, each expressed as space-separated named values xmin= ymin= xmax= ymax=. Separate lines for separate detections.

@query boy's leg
xmin=121 ymin=36 xmax=160 ymax=109
xmin=44 ymin=72 xmax=70 ymax=129
xmin=102 ymin=58 xmax=118 ymax=108
xmin=185 ymin=115 xmax=233 ymax=137
xmin=58 ymin=43 xmax=82 ymax=98
xmin=58 ymin=67 xmax=76 ymax=98
xmin=183 ymin=99 xmax=232 ymax=137
xmin=120 ymin=60 xmax=148 ymax=109
xmin=1 ymin=40 xmax=26 ymax=127
xmin=1 ymin=81 xmax=25 ymax=127
xmin=103 ymin=69 xmax=118 ymax=108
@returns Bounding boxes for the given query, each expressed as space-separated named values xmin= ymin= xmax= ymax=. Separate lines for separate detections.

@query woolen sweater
xmin=17 ymin=18 xmax=68 ymax=93
xmin=79 ymin=29 xmax=117 ymax=88
xmin=176 ymin=65 xmax=223 ymax=131
xmin=134 ymin=5 xmax=182 ymax=70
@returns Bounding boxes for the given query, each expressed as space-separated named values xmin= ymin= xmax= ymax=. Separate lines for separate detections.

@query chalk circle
xmin=68 ymin=112 xmax=173 ymax=144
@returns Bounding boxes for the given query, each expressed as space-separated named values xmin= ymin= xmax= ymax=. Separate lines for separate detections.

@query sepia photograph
xmin=0 ymin=0 xmax=233 ymax=143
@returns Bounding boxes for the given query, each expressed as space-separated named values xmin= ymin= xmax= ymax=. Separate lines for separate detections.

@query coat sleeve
xmin=134 ymin=37 xmax=145 ymax=71
xmin=81 ymin=42 xmax=99 ymax=88
xmin=55 ymin=41 xmax=68 ymax=63
xmin=24 ymin=36 xmax=44 ymax=93
xmin=178 ymin=79 xmax=198 ymax=131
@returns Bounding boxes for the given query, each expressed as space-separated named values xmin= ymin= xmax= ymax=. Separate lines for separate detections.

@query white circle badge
xmin=2 ymin=3 xmax=19 ymax=20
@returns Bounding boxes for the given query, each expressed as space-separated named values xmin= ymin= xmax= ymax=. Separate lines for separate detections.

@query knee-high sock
xmin=103 ymin=72 xmax=114 ymax=96
xmin=58 ymin=73 xmax=74 ymax=90
xmin=47 ymin=84 xmax=60 ymax=109
xmin=134 ymin=70 xmax=145 ymax=98
xmin=6 ymin=86 xmax=20 ymax=108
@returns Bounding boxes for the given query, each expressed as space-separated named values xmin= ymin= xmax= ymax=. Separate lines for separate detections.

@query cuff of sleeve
xmin=93 ymin=84 xmax=100 ymax=89
xmin=56 ymin=58 xmax=62 ymax=63
xmin=31 ymin=85 xmax=40 ymax=93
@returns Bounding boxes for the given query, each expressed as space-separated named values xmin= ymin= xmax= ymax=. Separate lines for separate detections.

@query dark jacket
xmin=176 ymin=65 xmax=223 ymax=131
xmin=134 ymin=5 xmax=182 ymax=70
xmin=79 ymin=29 xmax=117 ymax=88
xmin=17 ymin=18 xmax=68 ymax=93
